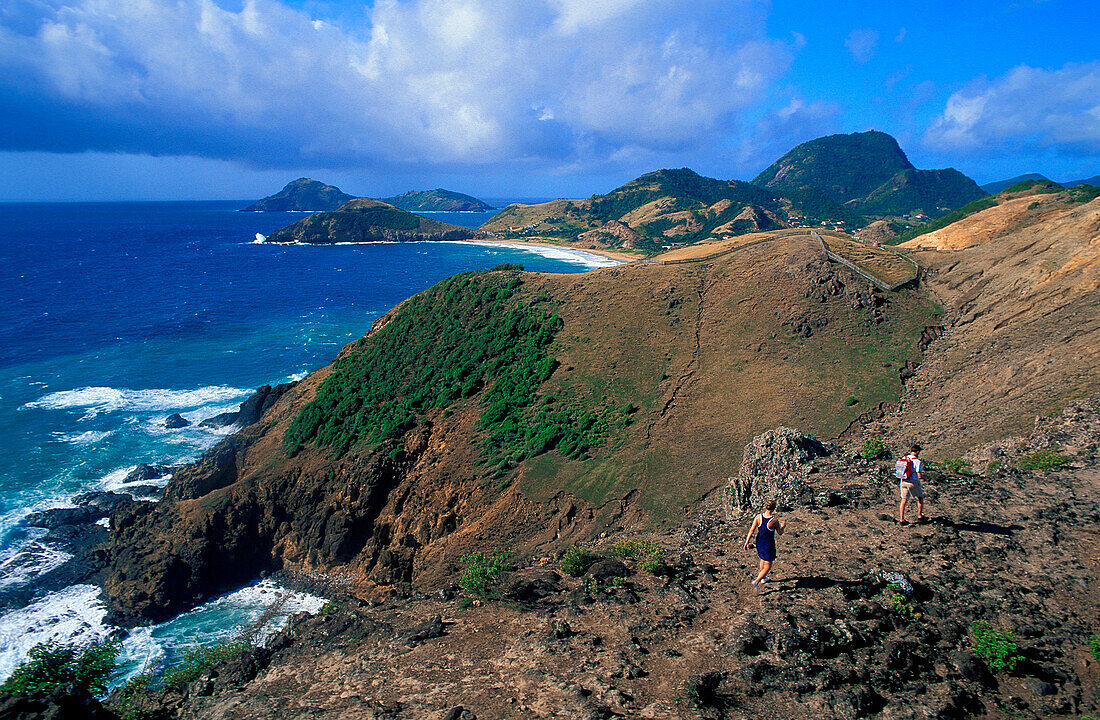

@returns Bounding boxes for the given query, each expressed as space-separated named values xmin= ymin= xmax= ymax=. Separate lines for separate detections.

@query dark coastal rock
xmin=198 ymin=411 xmax=239 ymax=429
xmin=165 ymin=413 xmax=191 ymax=429
xmin=198 ymin=382 xmax=297 ymax=430
xmin=0 ymin=683 xmax=115 ymax=720
xmin=122 ymin=463 xmax=174 ymax=484
xmin=24 ymin=507 xmax=100 ymax=529
xmin=26 ymin=492 xmax=135 ymax=530
xmin=74 ymin=491 xmax=134 ymax=515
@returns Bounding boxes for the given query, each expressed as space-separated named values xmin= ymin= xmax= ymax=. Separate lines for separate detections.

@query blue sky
xmin=0 ymin=0 xmax=1096 ymax=201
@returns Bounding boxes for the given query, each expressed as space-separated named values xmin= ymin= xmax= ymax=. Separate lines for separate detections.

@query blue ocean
xmin=0 ymin=200 xmax=616 ymax=683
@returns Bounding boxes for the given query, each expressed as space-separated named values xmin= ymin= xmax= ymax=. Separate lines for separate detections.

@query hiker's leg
xmin=898 ymin=497 xmax=907 ymax=523
xmin=754 ymin=560 xmax=771 ymax=584
xmin=916 ymin=497 xmax=924 ymax=520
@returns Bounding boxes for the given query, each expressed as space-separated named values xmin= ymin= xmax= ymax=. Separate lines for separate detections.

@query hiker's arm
xmin=769 ymin=517 xmax=785 ymax=535
xmin=743 ymin=517 xmax=760 ymax=549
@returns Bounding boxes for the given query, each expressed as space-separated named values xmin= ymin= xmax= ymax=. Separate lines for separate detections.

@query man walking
xmin=897 ymin=444 xmax=924 ymax=525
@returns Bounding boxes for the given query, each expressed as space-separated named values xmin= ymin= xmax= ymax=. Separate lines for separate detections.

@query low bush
xmin=559 ymin=546 xmax=596 ymax=577
xmin=459 ymin=550 xmax=511 ymax=597
xmin=1014 ymin=448 xmax=1070 ymax=472
xmin=889 ymin=588 xmax=922 ymax=622
xmin=160 ymin=639 xmax=250 ymax=692
xmin=971 ymin=621 xmax=1025 ymax=672
xmin=1088 ymin=633 xmax=1100 ymax=663
xmin=607 ymin=538 xmax=663 ymax=573
xmin=859 ymin=437 xmax=888 ymax=460
xmin=845 ymin=396 xmax=859 ymax=406
xmin=0 ymin=641 xmax=120 ymax=696
xmin=942 ymin=457 xmax=976 ymax=477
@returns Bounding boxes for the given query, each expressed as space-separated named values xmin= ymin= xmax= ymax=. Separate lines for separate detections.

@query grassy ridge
xmin=284 ymin=266 xmax=623 ymax=473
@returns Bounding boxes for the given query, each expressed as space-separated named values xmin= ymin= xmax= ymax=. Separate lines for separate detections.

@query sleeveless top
xmin=756 ymin=514 xmax=777 ymax=560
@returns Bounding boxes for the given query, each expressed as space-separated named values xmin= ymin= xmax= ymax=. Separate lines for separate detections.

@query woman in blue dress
xmin=742 ymin=499 xmax=785 ymax=594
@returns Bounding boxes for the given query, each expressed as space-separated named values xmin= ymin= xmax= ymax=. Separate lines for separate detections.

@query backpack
xmin=894 ymin=456 xmax=912 ymax=480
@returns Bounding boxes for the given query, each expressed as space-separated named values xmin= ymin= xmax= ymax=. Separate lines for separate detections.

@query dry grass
xmin=821 ymin=235 xmax=917 ymax=286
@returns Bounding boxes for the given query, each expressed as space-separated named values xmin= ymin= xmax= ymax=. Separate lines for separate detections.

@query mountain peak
xmin=243 ymin=178 xmax=357 ymax=212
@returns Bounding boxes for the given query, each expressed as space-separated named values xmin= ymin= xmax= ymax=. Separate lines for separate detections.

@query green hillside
xmin=243 ymin=178 xmax=356 ymax=212
xmin=752 ymin=130 xmax=914 ymax=204
xmin=382 ymin=189 xmax=494 ymax=212
xmin=855 ymin=168 xmax=987 ymax=217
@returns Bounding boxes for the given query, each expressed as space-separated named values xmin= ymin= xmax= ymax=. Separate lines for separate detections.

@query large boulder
xmin=725 ymin=427 xmax=827 ymax=515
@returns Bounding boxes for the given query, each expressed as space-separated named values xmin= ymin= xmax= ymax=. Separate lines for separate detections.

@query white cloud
xmin=844 ymin=28 xmax=878 ymax=64
xmin=0 ymin=0 xmax=791 ymax=172
xmin=925 ymin=62 xmax=1100 ymax=155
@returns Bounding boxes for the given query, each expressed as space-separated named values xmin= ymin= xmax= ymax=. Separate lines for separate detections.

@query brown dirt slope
xmin=879 ymin=196 xmax=1100 ymax=453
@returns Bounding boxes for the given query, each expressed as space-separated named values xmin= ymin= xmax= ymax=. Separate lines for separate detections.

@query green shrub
xmin=1088 ymin=633 xmax=1100 ymax=663
xmin=458 ymin=550 xmax=511 ymax=596
xmin=971 ymin=621 xmax=1025 ymax=672
xmin=110 ymin=673 xmax=153 ymax=720
xmin=889 ymin=590 xmax=922 ymax=622
xmin=0 ymin=641 xmax=120 ymax=696
xmin=942 ymin=457 xmax=976 ymax=476
xmin=607 ymin=538 xmax=663 ymax=573
xmin=160 ymin=639 xmax=250 ymax=692
xmin=860 ymin=437 xmax=888 ymax=460
xmin=559 ymin=546 xmax=596 ymax=577
xmin=845 ymin=396 xmax=859 ymax=406
xmin=284 ymin=267 xmax=626 ymax=476
xmin=1014 ymin=448 xmax=1070 ymax=472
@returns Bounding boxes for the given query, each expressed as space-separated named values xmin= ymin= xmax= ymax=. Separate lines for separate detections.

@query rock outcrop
xmin=725 ymin=427 xmax=828 ymax=514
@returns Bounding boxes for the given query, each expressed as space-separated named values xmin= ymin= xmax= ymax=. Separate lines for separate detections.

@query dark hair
xmin=911 ymin=444 xmax=922 ymax=453
xmin=765 ymin=499 xmax=777 ymax=512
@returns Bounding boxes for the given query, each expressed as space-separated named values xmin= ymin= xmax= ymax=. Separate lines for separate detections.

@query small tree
xmin=1 ymin=641 xmax=120 ymax=696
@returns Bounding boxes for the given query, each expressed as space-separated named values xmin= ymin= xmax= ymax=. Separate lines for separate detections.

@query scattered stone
xmin=585 ymin=559 xmax=630 ymax=581
xmin=550 ymin=619 xmax=574 ymax=639
xmin=879 ymin=570 xmax=914 ymax=597
xmin=442 ymin=707 xmax=476 ymax=720
xmin=405 ymin=614 xmax=445 ymax=645
xmin=165 ymin=413 xmax=191 ymax=429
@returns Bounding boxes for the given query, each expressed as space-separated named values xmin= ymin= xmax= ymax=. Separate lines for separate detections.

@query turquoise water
xmin=0 ymin=200 xmax=617 ymax=682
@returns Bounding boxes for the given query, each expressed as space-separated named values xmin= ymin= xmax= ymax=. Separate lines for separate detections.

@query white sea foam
xmin=0 ymin=584 xmax=110 ymax=681
xmin=253 ymin=233 xmax=266 ymax=244
xmin=54 ymin=430 xmax=113 ymax=445
xmin=0 ymin=541 xmax=73 ymax=591
xmin=24 ymin=385 xmax=250 ymax=420
xmin=114 ymin=579 xmax=327 ymax=683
